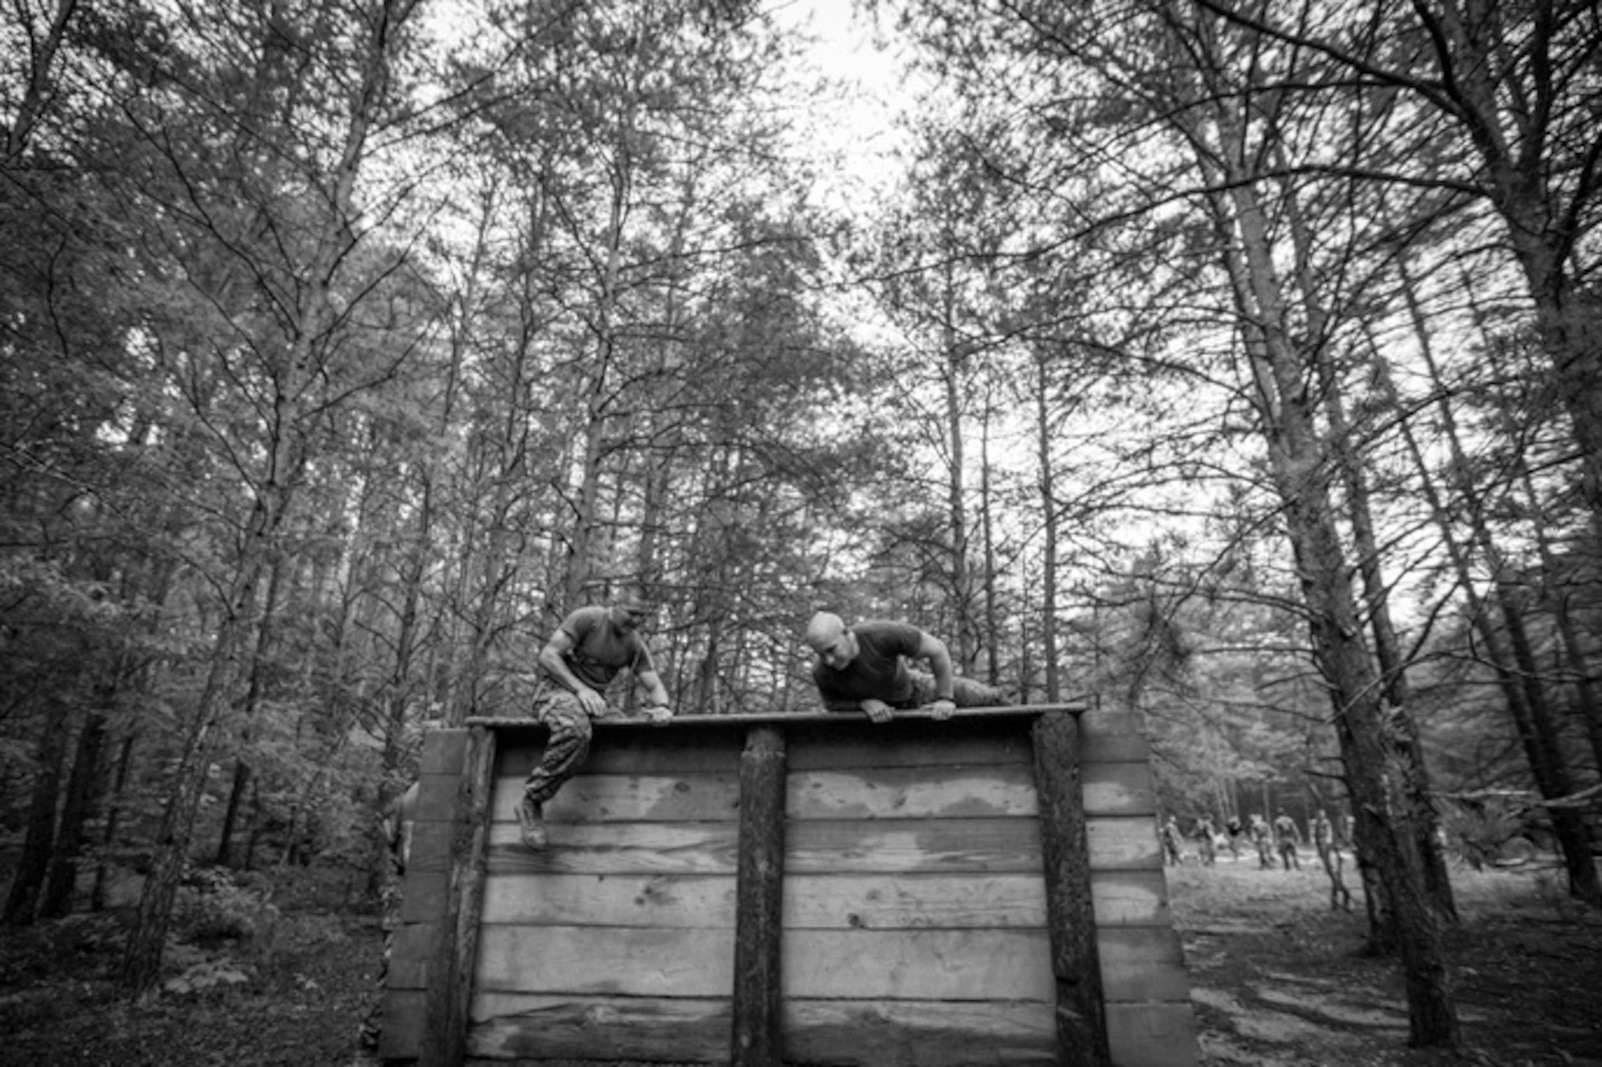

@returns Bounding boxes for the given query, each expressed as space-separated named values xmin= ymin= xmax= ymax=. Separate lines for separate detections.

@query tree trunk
xmin=1208 ymin=133 xmax=1458 ymax=1043
xmin=1397 ymin=265 xmax=1602 ymax=904
xmin=2 ymin=702 xmax=73 ymax=925
xmin=217 ymin=551 xmax=288 ymax=866
xmin=1281 ymin=187 xmax=1455 ymax=922
xmin=1035 ymin=351 xmax=1061 ymax=703
xmin=120 ymin=572 xmax=262 ymax=991
xmin=40 ymin=705 xmax=107 ymax=919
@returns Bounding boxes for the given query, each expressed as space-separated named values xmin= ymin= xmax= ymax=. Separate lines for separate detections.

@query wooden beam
xmin=1032 ymin=710 xmax=1112 ymax=1067
xmin=421 ymin=724 xmax=497 ymax=1067
xmin=466 ymin=703 xmax=1089 ymax=731
xmin=730 ymin=723 xmax=787 ymax=1067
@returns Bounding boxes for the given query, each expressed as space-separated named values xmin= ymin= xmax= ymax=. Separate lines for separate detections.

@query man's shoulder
xmin=856 ymin=619 xmax=923 ymax=644
xmin=559 ymin=604 xmax=610 ymax=634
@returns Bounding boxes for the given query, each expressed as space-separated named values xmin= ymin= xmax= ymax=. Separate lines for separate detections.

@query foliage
xmin=2 ymin=0 xmax=1599 ymax=1015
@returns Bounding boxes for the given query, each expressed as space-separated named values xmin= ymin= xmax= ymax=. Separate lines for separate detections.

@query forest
xmin=1 ymin=0 xmax=1599 ymax=1057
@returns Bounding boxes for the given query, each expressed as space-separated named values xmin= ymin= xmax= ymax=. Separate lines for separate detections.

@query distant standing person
xmin=804 ymin=612 xmax=1007 ymax=723
xmin=516 ymin=588 xmax=673 ymax=850
xmin=1194 ymin=814 xmax=1218 ymax=867
xmin=1223 ymin=815 xmax=1244 ymax=861
xmin=1161 ymin=815 xmax=1185 ymax=866
xmin=1249 ymin=814 xmax=1274 ymax=869
xmin=1273 ymin=810 xmax=1303 ymax=870
xmin=1311 ymin=809 xmax=1336 ymax=859
xmin=1311 ymin=807 xmax=1352 ymax=909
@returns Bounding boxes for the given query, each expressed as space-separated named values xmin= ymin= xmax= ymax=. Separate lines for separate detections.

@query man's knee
xmin=953 ymin=676 xmax=1007 ymax=707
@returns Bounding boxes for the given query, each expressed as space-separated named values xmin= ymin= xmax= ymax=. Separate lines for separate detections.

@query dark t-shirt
xmin=548 ymin=605 xmax=653 ymax=691
xmin=812 ymin=619 xmax=925 ymax=709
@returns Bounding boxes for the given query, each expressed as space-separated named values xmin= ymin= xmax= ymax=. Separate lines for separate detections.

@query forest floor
xmin=1172 ymin=851 xmax=1602 ymax=1067
xmin=1 ymin=854 xmax=1600 ymax=1066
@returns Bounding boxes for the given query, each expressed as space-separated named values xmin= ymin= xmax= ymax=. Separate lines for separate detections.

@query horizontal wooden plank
xmin=376 ymin=987 xmax=426 ymax=1061
xmin=1078 ymin=708 xmax=1143 ymax=739
xmin=786 ymin=817 xmax=1042 ymax=874
xmin=496 ymin=725 xmax=746 ymax=777
xmin=1105 ymin=1001 xmax=1200 ymax=1067
xmin=1090 ymin=869 xmax=1172 ymax=926
xmin=472 ymin=705 xmax=1086 ymax=728
xmin=782 ymin=872 xmax=1046 ymax=929
xmin=419 ymin=728 xmax=468 ymax=775
xmin=481 ymin=872 xmax=737 ymax=928
xmin=476 ymin=925 xmax=734 ymax=997
xmin=386 ymin=921 xmax=437 ymax=990
xmin=403 ymin=820 xmax=455 ymax=874
xmin=786 ymin=719 xmax=1033 ymax=771
xmin=777 ymin=869 xmax=1171 ymax=932
xmin=412 ymin=772 xmax=460 ymax=823
xmin=782 ymin=998 xmax=1057 ymax=1067
xmin=1082 ymin=761 xmax=1157 ymax=817
xmin=1088 ymin=815 xmax=1165 ymax=870
xmin=490 ymin=770 xmax=743 ymax=823
xmin=787 ymin=764 xmax=1038 ymax=820
xmin=1098 ymin=926 xmax=1192 ymax=1002
xmin=471 ymin=868 xmax=1172 ymax=935
xmin=1076 ymin=712 xmax=1152 ymax=765
xmin=781 ymin=928 xmax=1053 ymax=1000
xmin=397 ymin=869 xmax=447 ymax=923
xmin=485 ymin=822 xmax=739 ymax=874
xmin=467 ymin=993 xmax=730 ymax=1063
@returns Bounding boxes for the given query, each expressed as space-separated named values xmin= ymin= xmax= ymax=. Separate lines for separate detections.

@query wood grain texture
xmin=785 ymin=719 xmax=1032 ymax=771
xmin=781 ymin=871 xmax=1048 ymax=929
xmin=1081 ymin=761 xmax=1158 ymax=817
xmin=731 ymin=724 xmax=786 ymax=1067
xmin=1105 ymin=1002 xmax=1201 ymax=1067
xmin=494 ymin=725 xmax=745 ymax=778
xmin=781 ymin=998 xmax=1057 ymax=1067
xmin=377 ymin=988 xmax=426 ymax=1061
xmin=787 ymin=764 xmax=1038 ymax=819
xmin=480 ymin=872 xmax=737 ymax=927
xmin=386 ymin=921 xmax=437 ymax=990
xmin=467 ymin=993 xmax=730 ymax=1063
xmin=784 ymin=816 xmax=1043 ymax=874
xmin=418 ymin=729 xmax=468 ymax=776
xmin=1089 ymin=869 xmax=1172 ymax=927
xmin=483 ymin=822 xmax=740 ymax=874
xmin=1096 ymin=926 xmax=1193 ymax=1002
xmin=383 ymin=711 xmax=1197 ymax=1067
xmin=1032 ymin=710 xmax=1111 ymax=1067
xmin=1087 ymin=816 xmax=1165 ymax=869
xmin=475 ymin=924 xmax=734 ymax=997
xmin=488 ymin=770 xmax=743 ymax=824
xmin=422 ymin=724 xmax=496 ymax=1067
xmin=779 ymin=927 xmax=1054 ymax=1000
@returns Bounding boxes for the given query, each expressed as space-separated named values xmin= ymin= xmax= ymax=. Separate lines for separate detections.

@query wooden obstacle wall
xmin=379 ymin=706 xmax=1197 ymax=1067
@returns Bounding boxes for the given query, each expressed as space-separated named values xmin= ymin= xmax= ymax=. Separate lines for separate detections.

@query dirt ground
xmin=1 ymin=854 xmax=1599 ymax=1066
xmin=1172 ymin=850 xmax=1602 ymax=1067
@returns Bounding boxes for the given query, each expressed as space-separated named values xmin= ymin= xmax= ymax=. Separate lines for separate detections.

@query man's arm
xmin=636 ymin=666 xmax=673 ymax=723
xmin=538 ymin=629 xmax=607 ymax=716
xmin=913 ymin=629 xmax=957 ymax=720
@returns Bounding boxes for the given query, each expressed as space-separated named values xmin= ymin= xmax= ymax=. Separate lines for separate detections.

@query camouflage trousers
xmin=523 ymin=686 xmax=602 ymax=807
xmin=900 ymin=670 xmax=1008 ymax=708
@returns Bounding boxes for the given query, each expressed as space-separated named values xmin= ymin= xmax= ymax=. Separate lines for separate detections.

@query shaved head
xmin=805 ymin=611 xmax=845 ymax=651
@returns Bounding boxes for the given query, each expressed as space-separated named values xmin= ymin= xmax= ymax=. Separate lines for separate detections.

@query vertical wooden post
xmin=1032 ymin=710 xmax=1111 ymax=1067
xmin=730 ymin=723 xmax=787 ymax=1067
xmin=421 ymin=723 xmax=497 ymax=1067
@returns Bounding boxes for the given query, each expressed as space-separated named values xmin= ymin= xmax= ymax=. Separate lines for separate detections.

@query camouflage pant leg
xmin=524 ymin=688 xmax=593 ymax=807
xmin=907 ymin=669 xmax=1008 ymax=707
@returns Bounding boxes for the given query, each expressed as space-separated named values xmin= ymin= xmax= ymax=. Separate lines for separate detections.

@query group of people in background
xmin=1163 ymin=807 xmax=1351 ymax=870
